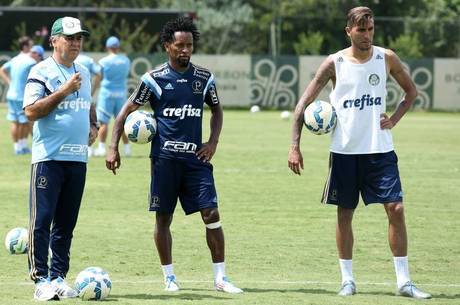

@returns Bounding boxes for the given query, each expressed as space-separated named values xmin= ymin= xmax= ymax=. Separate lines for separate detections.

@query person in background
xmin=75 ymin=53 xmax=102 ymax=157
xmin=92 ymin=36 xmax=131 ymax=157
xmin=0 ymin=36 xmax=35 ymax=154
xmin=30 ymin=45 xmax=45 ymax=62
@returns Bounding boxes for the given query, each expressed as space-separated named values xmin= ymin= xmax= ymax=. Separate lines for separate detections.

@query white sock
xmin=124 ymin=143 xmax=131 ymax=154
xmin=213 ymin=262 xmax=226 ymax=282
xmin=161 ymin=264 xmax=174 ymax=279
xmin=20 ymin=138 xmax=28 ymax=148
xmin=339 ymin=259 xmax=354 ymax=284
xmin=98 ymin=142 xmax=106 ymax=150
xmin=14 ymin=142 xmax=20 ymax=151
xmin=394 ymin=256 xmax=410 ymax=288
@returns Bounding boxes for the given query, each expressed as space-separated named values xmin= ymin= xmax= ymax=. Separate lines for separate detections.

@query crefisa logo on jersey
xmin=368 ymin=73 xmax=380 ymax=86
xmin=162 ymin=104 xmax=202 ymax=120
xmin=343 ymin=94 xmax=382 ymax=110
xmin=57 ymin=98 xmax=91 ymax=112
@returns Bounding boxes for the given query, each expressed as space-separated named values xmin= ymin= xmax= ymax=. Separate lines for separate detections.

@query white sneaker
xmin=164 ymin=275 xmax=180 ymax=292
xmin=88 ymin=147 xmax=93 ymax=157
xmin=397 ymin=281 xmax=432 ymax=299
xmin=214 ymin=277 xmax=243 ymax=294
xmin=94 ymin=147 xmax=106 ymax=157
xmin=34 ymin=278 xmax=58 ymax=301
xmin=338 ymin=280 xmax=356 ymax=296
xmin=51 ymin=276 xmax=78 ymax=299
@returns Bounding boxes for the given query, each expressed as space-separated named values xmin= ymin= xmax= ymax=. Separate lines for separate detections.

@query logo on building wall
xmin=250 ymin=58 xmax=298 ymax=109
xmin=386 ymin=60 xmax=433 ymax=110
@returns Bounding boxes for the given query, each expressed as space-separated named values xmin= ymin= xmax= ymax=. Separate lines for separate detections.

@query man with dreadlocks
xmin=106 ymin=17 xmax=243 ymax=294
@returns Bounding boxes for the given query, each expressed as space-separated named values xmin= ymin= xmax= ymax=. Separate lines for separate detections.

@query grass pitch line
xmin=8 ymin=279 xmax=460 ymax=287
xmin=116 ymin=280 xmax=460 ymax=288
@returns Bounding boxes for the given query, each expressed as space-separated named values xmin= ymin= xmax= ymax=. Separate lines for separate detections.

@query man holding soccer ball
xmin=106 ymin=17 xmax=242 ymax=294
xmin=288 ymin=6 xmax=431 ymax=299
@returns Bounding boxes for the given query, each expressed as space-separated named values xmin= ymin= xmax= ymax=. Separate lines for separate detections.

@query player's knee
xmin=387 ymin=202 xmax=405 ymax=218
xmin=201 ymin=208 xmax=220 ymax=227
xmin=155 ymin=213 xmax=173 ymax=227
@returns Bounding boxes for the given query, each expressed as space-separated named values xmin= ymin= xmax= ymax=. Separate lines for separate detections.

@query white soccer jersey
xmin=329 ymin=46 xmax=393 ymax=154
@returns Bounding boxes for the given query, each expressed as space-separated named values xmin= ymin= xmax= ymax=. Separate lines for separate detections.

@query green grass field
xmin=0 ymin=104 xmax=459 ymax=304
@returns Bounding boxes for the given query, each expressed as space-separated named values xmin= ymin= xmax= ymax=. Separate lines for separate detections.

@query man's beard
xmin=178 ymin=57 xmax=190 ymax=67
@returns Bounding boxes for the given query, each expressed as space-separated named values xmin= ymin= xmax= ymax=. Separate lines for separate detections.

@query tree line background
xmin=2 ymin=0 xmax=460 ymax=58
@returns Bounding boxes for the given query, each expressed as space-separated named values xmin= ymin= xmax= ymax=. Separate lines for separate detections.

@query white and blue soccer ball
xmin=124 ymin=110 xmax=157 ymax=144
xmin=74 ymin=267 xmax=112 ymax=301
xmin=4 ymin=227 xmax=28 ymax=254
xmin=304 ymin=100 xmax=337 ymax=135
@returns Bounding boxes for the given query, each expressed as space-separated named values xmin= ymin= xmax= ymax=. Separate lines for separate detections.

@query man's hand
xmin=380 ymin=113 xmax=395 ymax=129
xmin=106 ymin=145 xmax=121 ymax=175
xmin=61 ymin=72 xmax=82 ymax=96
xmin=288 ymin=144 xmax=304 ymax=175
xmin=196 ymin=141 xmax=218 ymax=162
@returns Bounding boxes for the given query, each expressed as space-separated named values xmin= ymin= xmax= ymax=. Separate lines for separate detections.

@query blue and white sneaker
xmin=34 ymin=278 xmax=58 ymax=301
xmin=164 ymin=275 xmax=180 ymax=292
xmin=397 ymin=281 xmax=431 ymax=299
xmin=21 ymin=147 xmax=31 ymax=154
xmin=338 ymin=280 xmax=356 ymax=296
xmin=214 ymin=277 xmax=243 ymax=294
xmin=51 ymin=276 xmax=78 ymax=299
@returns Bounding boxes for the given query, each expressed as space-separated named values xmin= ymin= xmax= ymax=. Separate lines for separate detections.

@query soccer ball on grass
xmin=75 ymin=267 xmax=112 ymax=301
xmin=303 ymin=100 xmax=337 ymax=135
xmin=4 ymin=227 xmax=28 ymax=254
xmin=124 ymin=110 xmax=156 ymax=144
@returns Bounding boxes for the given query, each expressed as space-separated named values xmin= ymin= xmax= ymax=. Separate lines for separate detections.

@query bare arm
xmin=91 ymin=73 xmax=101 ymax=97
xmin=88 ymin=103 xmax=98 ymax=145
xmin=105 ymin=100 xmax=140 ymax=174
xmin=288 ymin=56 xmax=335 ymax=175
xmin=0 ymin=66 xmax=10 ymax=86
xmin=24 ymin=72 xmax=82 ymax=121
xmin=196 ymin=104 xmax=223 ymax=162
xmin=381 ymin=50 xmax=417 ymax=129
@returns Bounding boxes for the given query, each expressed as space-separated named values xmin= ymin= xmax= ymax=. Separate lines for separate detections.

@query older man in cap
xmin=23 ymin=16 xmax=98 ymax=301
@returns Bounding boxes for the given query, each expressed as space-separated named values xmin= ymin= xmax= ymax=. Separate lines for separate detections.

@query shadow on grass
xmin=110 ymin=291 xmax=233 ymax=301
xmin=243 ymin=287 xmax=334 ymax=295
xmin=430 ymin=293 xmax=460 ymax=300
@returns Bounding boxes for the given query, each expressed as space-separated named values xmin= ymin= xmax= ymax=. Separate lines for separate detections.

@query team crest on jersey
xmin=368 ymin=74 xmax=380 ymax=86
xmin=192 ymin=80 xmax=203 ymax=94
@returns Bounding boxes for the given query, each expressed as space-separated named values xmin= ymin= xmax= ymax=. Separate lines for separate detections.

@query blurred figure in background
xmin=0 ymin=36 xmax=35 ymax=154
xmin=75 ymin=52 xmax=101 ymax=96
xmin=75 ymin=53 xmax=101 ymax=157
xmin=93 ymin=36 xmax=131 ymax=157
xmin=30 ymin=45 xmax=45 ymax=62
